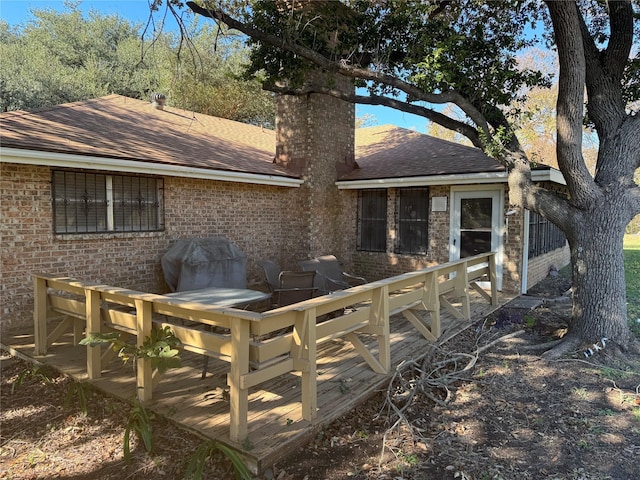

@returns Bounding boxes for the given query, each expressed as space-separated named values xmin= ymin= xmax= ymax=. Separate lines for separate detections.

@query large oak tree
xmin=180 ymin=0 xmax=639 ymax=357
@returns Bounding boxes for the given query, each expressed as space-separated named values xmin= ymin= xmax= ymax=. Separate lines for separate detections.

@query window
xmin=358 ymin=189 xmax=387 ymax=252
xmin=52 ymin=170 xmax=164 ymax=234
xmin=528 ymin=211 xmax=566 ymax=258
xmin=396 ymin=188 xmax=429 ymax=255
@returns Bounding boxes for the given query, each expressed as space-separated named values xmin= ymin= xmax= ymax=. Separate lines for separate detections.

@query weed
xmin=11 ymin=365 xmax=55 ymax=394
xmin=63 ymin=381 xmax=93 ymax=415
xmin=185 ymin=439 xmax=252 ymax=480
xmin=241 ymin=437 xmax=254 ymax=451
xmin=632 ymin=407 xmax=640 ymax=422
xmin=577 ymin=439 xmax=589 ymax=449
xmin=597 ymin=408 xmax=615 ymax=416
xmin=572 ymin=387 xmax=588 ymax=399
xmin=354 ymin=429 xmax=369 ymax=439
xmin=599 ymin=366 xmax=629 ymax=380
xmin=123 ymin=400 xmax=154 ymax=464
xmin=525 ymin=315 xmax=536 ymax=328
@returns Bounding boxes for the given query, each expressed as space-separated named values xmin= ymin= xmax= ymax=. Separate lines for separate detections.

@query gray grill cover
xmin=161 ymin=237 xmax=247 ymax=292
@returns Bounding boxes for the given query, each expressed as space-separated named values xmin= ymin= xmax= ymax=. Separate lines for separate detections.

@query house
xmin=0 ymin=93 xmax=569 ymax=328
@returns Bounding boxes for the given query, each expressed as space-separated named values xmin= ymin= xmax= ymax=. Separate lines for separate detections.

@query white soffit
xmin=336 ymin=169 xmax=566 ymax=189
xmin=0 ymin=148 xmax=303 ymax=188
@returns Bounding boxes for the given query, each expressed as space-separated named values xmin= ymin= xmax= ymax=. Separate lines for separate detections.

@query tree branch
xmin=267 ymin=83 xmax=483 ymax=148
xmin=186 ymin=1 xmax=492 ymax=143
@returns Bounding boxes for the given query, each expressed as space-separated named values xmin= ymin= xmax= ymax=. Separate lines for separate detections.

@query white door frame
xmin=449 ymin=185 xmax=504 ymax=291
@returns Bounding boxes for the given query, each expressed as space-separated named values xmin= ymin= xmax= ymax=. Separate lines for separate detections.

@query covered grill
xmin=161 ymin=237 xmax=247 ymax=292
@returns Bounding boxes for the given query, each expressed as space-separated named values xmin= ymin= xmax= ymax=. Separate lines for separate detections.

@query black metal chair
xmin=274 ymin=271 xmax=317 ymax=307
xmin=299 ymin=255 xmax=367 ymax=293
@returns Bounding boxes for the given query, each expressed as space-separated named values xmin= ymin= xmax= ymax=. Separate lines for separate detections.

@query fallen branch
xmin=378 ymin=329 xmax=526 ymax=467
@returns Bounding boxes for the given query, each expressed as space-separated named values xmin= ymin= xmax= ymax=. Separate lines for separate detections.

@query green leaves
xmin=80 ymin=326 xmax=182 ymax=374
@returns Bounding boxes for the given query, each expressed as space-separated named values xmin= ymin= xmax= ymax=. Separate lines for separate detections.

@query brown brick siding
xmin=0 ymin=163 xmax=307 ymax=327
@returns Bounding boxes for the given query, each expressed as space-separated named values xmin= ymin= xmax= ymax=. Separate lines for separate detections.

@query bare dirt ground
xmin=2 ymin=270 xmax=639 ymax=480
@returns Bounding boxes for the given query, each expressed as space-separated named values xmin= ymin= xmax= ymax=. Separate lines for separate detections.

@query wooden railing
xmin=33 ymin=252 xmax=497 ymax=443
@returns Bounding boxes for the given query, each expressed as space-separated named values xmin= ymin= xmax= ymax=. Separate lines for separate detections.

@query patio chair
xmin=259 ymin=260 xmax=317 ymax=308
xmin=299 ymin=255 xmax=367 ymax=293
xmin=258 ymin=259 xmax=282 ymax=294
xmin=274 ymin=271 xmax=317 ymax=307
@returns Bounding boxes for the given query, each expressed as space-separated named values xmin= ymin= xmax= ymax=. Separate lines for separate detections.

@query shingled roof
xmin=0 ymin=94 xmax=294 ymax=178
xmin=343 ymin=125 xmax=505 ymax=181
xmin=1 ymin=95 xmax=514 ymax=183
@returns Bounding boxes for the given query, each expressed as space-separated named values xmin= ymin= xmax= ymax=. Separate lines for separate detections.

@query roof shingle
xmin=0 ymin=94 xmax=294 ymax=178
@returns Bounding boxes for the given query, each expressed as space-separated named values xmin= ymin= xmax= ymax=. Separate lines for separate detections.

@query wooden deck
xmin=2 ymin=290 xmax=513 ymax=474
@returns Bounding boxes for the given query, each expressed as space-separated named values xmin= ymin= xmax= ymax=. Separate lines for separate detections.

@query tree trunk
xmin=568 ymin=200 xmax=630 ymax=348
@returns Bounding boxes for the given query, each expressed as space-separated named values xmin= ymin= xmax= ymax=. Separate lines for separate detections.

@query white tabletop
xmin=164 ymin=287 xmax=270 ymax=308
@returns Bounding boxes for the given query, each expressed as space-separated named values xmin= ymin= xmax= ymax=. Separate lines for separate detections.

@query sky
xmin=0 ymin=0 xmax=429 ymax=132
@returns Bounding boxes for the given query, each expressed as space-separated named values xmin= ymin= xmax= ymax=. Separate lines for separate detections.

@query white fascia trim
xmin=336 ymin=168 xmax=565 ymax=189
xmin=0 ymin=147 xmax=303 ymax=188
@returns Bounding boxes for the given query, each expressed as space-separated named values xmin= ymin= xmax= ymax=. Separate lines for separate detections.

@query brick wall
xmin=0 ymin=163 xmax=306 ymax=327
xmin=526 ymin=245 xmax=571 ymax=292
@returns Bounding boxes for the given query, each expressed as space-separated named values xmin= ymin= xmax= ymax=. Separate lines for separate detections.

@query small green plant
xmin=80 ymin=326 xmax=182 ymax=374
xmin=577 ymin=439 xmax=589 ymax=449
xmin=525 ymin=315 xmax=536 ymax=328
xmin=632 ymin=407 xmax=640 ymax=422
xmin=185 ymin=439 xmax=252 ymax=480
xmin=123 ymin=400 xmax=154 ymax=464
xmin=241 ymin=437 xmax=254 ymax=451
xmin=572 ymin=387 xmax=588 ymax=400
xmin=11 ymin=364 xmax=55 ymax=394
xmin=599 ymin=366 xmax=629 ymax=381
xmin=63 ymin=381 xmax=93 ymax=415
xmin=597 ymin=408 xmax=616 ymax=416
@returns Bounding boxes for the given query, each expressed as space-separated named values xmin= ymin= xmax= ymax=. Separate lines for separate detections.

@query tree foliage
xmin=0 ymin=1 xmax=274 ymax=126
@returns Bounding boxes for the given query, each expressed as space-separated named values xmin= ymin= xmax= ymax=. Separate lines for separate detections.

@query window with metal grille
xmin=528 ymin=210 xmax=566 ymax=258
xmin=396 ymin=188 xmax=429 ymax=255
xmin=357 ymin=189 xmax=387 ymax=252
xmin=52 ymin=170 xmax=164 ymax=234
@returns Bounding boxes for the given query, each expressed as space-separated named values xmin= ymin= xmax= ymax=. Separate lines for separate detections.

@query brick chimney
xmin=274 ymin=71 xmax=356 ymax=257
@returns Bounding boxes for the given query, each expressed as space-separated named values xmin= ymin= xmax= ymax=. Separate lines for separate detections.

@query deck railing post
xmin=455 ymin=262 xmax=471 ymax=319
xmin=229 ymin=316 xmax=250 ymax=443
xmin=86 ymin=288 xmax=102 ymax=379
xmin=489 ymin=253 xmax=498 ymax=305
xmin=134 ymin=298 xmax=153 ymax=402
xmin=294 ymin=308 xmax=317 ymax=421
xmin=425 ymin=271 xmax=441 ymax=338
xmin=33 ymin=276 xmax=48 ymax=355
xmin=370 ymin=285 xmax=390 ymax=373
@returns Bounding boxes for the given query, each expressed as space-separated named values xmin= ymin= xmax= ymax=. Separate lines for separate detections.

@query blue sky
xmin=0 ymin=0 xmax=429 ymax=132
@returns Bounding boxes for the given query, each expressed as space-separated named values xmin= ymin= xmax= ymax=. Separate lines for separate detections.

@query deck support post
xmin=294 ymin=308 xmax=317 ymax=421
xmin=229 ymin=317 xmax=250 ymax=442
xmin=34 ymin=276 xmax=48 ymax=355
xmin=86 ymin=288 xmax=102 ymax=379
xmin=456 ymin=262 xmax=471 ymax=319
xmin=135 ymin=298 xmax=153 ymax=402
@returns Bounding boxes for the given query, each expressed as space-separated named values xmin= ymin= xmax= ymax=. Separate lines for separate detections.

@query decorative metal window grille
xmin=52 ymin=171 xmax=164 ymax=234
xmin=528 ymin=210 xmax=567 ymax=258
xmin=357 ymin=189 xmax=387 ymax=252
xmin=396 ymin=188 xmax=429 ymax=255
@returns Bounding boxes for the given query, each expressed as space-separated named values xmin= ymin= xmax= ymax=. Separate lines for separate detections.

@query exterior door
xmin=450 ymin=188 xmax=504 ymax=290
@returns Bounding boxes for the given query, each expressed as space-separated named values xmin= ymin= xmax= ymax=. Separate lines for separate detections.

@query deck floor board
xmin=2 ymin=291 xmax=513 ymax=473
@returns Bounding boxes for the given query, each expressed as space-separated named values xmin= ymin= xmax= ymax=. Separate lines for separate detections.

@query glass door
xmin=450 ymin=188 xmax=504 ymax=290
